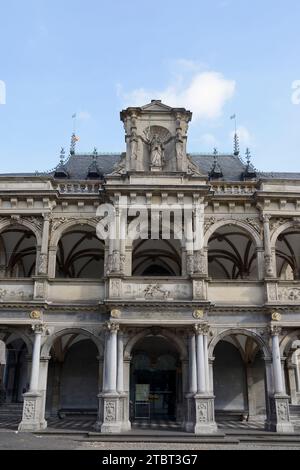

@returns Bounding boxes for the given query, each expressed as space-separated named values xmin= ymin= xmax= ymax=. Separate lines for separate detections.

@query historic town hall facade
xmin=0 ymin=101 xmax=300 ymax=434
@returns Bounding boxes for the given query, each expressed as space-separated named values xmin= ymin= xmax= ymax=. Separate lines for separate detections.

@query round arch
xmin=0 ymin=327 xmax=32 ymax=355
xmin=270 ymin=221 xmax=300 ymax=249
xmin=280 ymin=329 xmax=300 ymax=356
xmin=127 ymin=219 xmax=184 ymax=247
xmin=50 ymin=219 xmax=103 ymax=248
xmin=208 ymin=328 xmax=270 ymax=358
xmin=41 ymin=327 xmax=104 ymax=357
xmin=204 ymin=219 xmax=263 ymax=249
xmin=125 ymin=328 xmax=188 ymax=360
xmin=0 ymin=219 xmax=41 ymax=247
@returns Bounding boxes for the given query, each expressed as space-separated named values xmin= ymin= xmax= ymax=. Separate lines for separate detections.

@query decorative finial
xmin=245 ymin=147 xmax=251 ymax=166
xmin=60 ymin=147 xmax=65 ymax=165
xmin=234 ymin=133 xmax=240 ymax=156
xmin=209 ymin=147 xmax=223 ymax=180
xmin=241 ymin=147 xmax=257 ymax=180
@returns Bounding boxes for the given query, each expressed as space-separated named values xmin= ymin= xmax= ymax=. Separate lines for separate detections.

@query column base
xmin=18 ymin=392 xmax=47 ymax=432
xmin=266 ymin=394 xmax=294 ymax=433
xmin=185 ymin=393 xmax=218 ymax=434
xmin=96 ymin=392 xmax=125 ymax=434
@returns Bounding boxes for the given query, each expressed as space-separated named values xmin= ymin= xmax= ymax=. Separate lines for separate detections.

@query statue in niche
xmin=150 ymin=134 xmax=164 ymax=168
xmin=130 ymin=129 xmax=138 ymax=160
xmin=175 ymin=129 xmax=184 ymax=163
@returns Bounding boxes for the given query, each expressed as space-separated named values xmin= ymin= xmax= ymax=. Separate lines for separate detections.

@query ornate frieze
xmin=278 ymin=287 xmax=300 ymax=301
xmin=0 ymin=288 xmax=32 ymax=302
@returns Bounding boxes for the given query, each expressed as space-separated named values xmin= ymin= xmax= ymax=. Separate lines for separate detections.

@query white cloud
xmin=118 ymin=68 xmax=236 ymax=121
xmin=230 ymin=125 xmax=251 ymax=146
xmin=198 ymin=133 xmax=218 ymax=147
xmin=77 ymin=111 xmax=91 ymax=120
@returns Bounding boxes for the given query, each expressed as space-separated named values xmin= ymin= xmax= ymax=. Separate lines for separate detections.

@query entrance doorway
xmin=130 ymin=335 xmax=180 ymax=421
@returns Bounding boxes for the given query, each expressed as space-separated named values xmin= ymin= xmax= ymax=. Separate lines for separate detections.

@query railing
xmin=211 ymin=183 xmax=257 ymax=195
xmin=52 ymin=181 xmax=102 ymax=194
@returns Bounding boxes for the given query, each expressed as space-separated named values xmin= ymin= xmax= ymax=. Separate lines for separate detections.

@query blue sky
xmin=0 ymin=0 xmax=300 ymax=173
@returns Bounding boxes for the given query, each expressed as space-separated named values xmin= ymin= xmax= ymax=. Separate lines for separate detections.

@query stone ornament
xmin=29 ymin=310 xmax=42 ymax=320
xmin=144 ymin=284 xmax=170 ymax=299
xmin=111 ymin=309 xmax=121 ymax=319
xmin=23 ymin=400 xmax=36 ymax=420
xmin=104 ymin=400 xmax=117 ymax=422
xmin=271 ymin=311 xmax=282 ymax=322
xmin=193 ymin=309 xmax=204 ymax=319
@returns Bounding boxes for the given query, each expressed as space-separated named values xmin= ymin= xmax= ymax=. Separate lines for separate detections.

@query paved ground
xmin=1 ymin=416 xmax=300 ymax=450
xmin=0 ymin=430 xmax=300 ymax=450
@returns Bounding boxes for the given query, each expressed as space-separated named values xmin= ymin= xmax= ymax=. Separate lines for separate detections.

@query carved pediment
xmin=141 ymin=100 xmax=173 ymax=112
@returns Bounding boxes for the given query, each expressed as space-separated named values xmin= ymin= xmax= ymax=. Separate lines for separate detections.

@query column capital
xmin=105 ymin=321 xmax=119 ymax=333
xmin=31 ymin=323 xmax=47 ymax=335
xmin=194 ymin=323 xmax=210 ymax=336
xmin=269 ymin=324 xmax=282 ymax=336
xmin=261 ymin=214 xmax=271 ymax=223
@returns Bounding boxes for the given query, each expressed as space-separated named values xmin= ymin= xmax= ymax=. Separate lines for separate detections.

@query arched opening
xmin=208 ymin=224 xmax=258 ymax=280
xmin=281 ymin=332 xmax=300 ymax=407
xmin=275 ymin=228 xmax=300 ymax=279
xmin=213 ymin=333 xmax=267 ymax=422
xmin=132 ymin=238 xmax=182 ymax=276
xmin=46 ymin=334 xmax=99 ymax=417
xmin=130 ymin=334 xmax=182 ymax=423
xmin=0 ymin=225 xmax=37 ymax=277
xmin=55 ymin=225 xmax=104 ymax=278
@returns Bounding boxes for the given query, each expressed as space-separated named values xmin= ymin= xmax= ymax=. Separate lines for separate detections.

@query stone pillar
xmin=51 ymin=361 xmax=62 ymax=415
xmin=117 ymin=332 xmax=124 ymax=393
xmin=272 ymin=329 xmax=284 ymax=394
xmin=188 ymin=334 xmax=197 ymax=394
xmin=262 ymin=214 xmax=275 ymax=278
xmin=185 ymin=210 xmax=194 ymax=275
xmin=48 ymin=247 xmax=56 ymax=278
xmin=295 ymin=359 xmax=300 ymax=392
xmin=196 ymin=332 xmax=206 ymax=394
xmin=203 ymin=334 xmax=210 ymax=393
xmin=96 ymin=322 xmax=123 ymax=433
xmin=19 ymin=324 xmax=47 ymax=432
xmin=186 ymin=324 xmax=217 ymax=434
xmin=123 ymin=354 xmax=132 ymax=431
xmin=38 ymin=214 xmax=50 ymax=275
xmin=267 ymin=326 xmax=294 ymax=433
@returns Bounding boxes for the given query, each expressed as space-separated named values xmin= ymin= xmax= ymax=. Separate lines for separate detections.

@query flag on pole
xmin=230 ymin=114 xmax=236 ymax=120
xmin=72 ymin=113 xmax=76 ymax=119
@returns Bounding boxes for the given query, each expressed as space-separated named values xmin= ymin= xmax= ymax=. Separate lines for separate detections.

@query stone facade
xmin=0 ymin=100 xmax=300 ymax=433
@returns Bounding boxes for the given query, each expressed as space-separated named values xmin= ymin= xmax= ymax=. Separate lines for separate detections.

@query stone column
xmin=185 ymin=210 xmax=194 ymax=275
xmin=188 ymin=333 xmax=197 ymax=394
xmin=193 ymin=200 xmax=206 ymax=276
xmin=272 ymin=328 xmax=284 ymax=394
xmin=38 ymin=214 xmax=50 ymax=275
xmin=96 ymin=322 xmax=123 ymax=433
xmin=196 ymin=330 xmax=206 ymax=394
xmin=51 ymin=361 xmax=63 ymax=416
xmin=19 ymin=324 xmax=47 ymax=432
xmin=117 ymin=331 xmax=124 ymax=393
xmin=267 ymin=326 xmax=294 ymax=432
xmin=295 ymin=359 xmax=300 ymax=392
xmin=186 ymin=324 xmax=217 ymax=434
xmin=48 ymin=247 xmax=57 ymax=278
xmin=262 ymin=215 xmax=274 ymax=278
xmin=123 ymin=354 xmax=132 ymax=431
